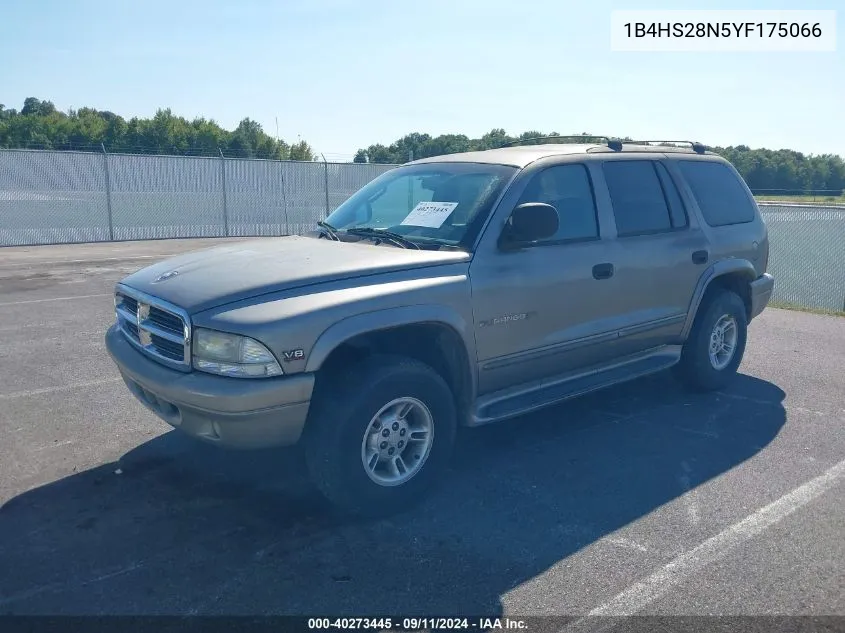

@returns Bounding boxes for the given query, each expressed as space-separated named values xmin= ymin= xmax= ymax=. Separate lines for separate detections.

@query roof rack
xmin=623 ymin=140 xmax=708 ymax=154
xmin=502 ymin=135 xmax=620 ymax=148
xmin=500 ymin=136 xmax=707 ymax=154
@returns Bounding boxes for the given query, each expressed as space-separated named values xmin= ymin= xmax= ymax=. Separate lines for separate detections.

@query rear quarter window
xmin=677 ymin=160 xmax=757 ymax=227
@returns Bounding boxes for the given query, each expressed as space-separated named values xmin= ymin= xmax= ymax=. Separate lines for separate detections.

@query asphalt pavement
xmin=0 ymin=239 xmax=843 ymax=628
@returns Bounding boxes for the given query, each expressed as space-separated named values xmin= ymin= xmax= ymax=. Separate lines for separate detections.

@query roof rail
xmin=498 ymin=136 xmax=707 ymax=153
xmin=501 ymin=135 xmax=621 ymax=149
xmin=625 ymin=140 xmax=708 ymax=154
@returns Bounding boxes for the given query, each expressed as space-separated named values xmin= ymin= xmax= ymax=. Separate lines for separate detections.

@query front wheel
xmin=304 ymin=354 xmax=457 ymax=517
xmin=676 ymin=290 xmax=748 ymax=392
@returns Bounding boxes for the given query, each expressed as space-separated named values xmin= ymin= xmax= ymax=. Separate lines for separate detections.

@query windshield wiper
xmin=344 ymin=227 xmax=421 ymax=250
xmin=316 ymin=220 xmax=340 ymax=241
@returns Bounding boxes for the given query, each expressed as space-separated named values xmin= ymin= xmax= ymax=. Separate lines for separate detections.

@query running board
xmin=470 ymin=345 xmax=682 ymax=427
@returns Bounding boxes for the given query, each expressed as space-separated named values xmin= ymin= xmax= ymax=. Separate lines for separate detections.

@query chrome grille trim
xmin=114 ymin=284 xmax=192 ymax=372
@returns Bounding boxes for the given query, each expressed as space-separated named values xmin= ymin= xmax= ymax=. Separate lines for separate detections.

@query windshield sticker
xmin=400 ymin=201 xmax=459 ymax=228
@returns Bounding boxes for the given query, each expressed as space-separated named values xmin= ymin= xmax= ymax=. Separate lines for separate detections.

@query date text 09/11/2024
xmin=307 ymin=617 xmax=529 ymax=630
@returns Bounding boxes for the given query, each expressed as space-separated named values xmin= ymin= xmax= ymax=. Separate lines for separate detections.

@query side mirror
xmin=499 ymin=202 xmax=559 ymax=250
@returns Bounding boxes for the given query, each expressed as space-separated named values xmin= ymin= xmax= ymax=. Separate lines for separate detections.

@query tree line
xmin=1 ymin=99 xmax=842 ymax=193
xmin=354 ymin=130 xmax=845 ymax=194
xmin=0 ymin=98 xmax=314 ymax=161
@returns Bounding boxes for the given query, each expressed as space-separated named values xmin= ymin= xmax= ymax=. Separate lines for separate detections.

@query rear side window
xmin=602 ymin=161 xmax=673 ymax=236
xmin=677 ymin=160 xmax=756 ymax=226
xmin=517 ymin=164 xmax=598 ymax=242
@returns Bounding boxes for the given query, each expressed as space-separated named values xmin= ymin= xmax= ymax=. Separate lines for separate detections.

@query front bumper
xmin=749 ymin=273 xmax=775 ymax=320
xmin=106 ymin=324 xmax=314 ymax=449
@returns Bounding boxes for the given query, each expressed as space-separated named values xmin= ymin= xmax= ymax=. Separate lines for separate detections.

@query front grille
xmin=125 ymin=321 xmax=139 ymax=339
xmin=122 ymin=295 xmax=138 ymax=315
xmin=151 ymin=334 xmax=185 ymax=360
xmin=115 ymin=287 xmax=191 ymax=370
xmin=149 ymin=306 xmax=183 ymax=336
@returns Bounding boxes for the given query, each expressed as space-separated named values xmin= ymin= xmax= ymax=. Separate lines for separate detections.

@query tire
xmin=675 ymin=289 xmax=748 ymax=392
xmin=303 ymin=354 xmax=457 ymax=518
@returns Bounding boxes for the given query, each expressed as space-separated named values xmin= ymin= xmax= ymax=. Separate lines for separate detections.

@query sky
xmin=1 ymin=0 xmax=842 ymax=161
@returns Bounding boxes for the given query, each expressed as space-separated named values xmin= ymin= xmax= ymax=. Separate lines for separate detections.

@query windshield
xmin=323 ymin=162 xmax=517 ymax=249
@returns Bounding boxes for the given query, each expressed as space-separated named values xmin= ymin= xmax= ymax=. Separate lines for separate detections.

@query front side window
xmin=323 ymin=162 xmax=517 ymax=249
xmin=603 ymin=160 xmax=674 ymax=236
xmin=516 ymin=164 xmax=598 ymax=242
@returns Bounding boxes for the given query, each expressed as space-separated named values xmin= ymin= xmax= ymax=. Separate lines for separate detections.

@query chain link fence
xmin=757 ymin=203 xmax=845 ymax=312
xmin=0 ymin=148 xmax=397 ymax=245
xmin=0 ymin=148 xmax=843 ymax=311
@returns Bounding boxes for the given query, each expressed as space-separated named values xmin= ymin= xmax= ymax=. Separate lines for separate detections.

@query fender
xmin=305 ymin=304 xmax=479 ymax=396
xmin=680 ymin=258 xmax=757 ymax=339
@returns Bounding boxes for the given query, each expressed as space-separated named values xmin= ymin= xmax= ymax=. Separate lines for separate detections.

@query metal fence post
xmin=321 ymin=153 xmax=330 ymax=216
xmin=407 ymin=149 xmax=414 ymax=211
xmin=279 ymin=161 xmax=290 ymax=235
xmin=219 ymin=148 xmax=229 ymax=237
xmin=101 ymin=143 xmax=114 ymax=241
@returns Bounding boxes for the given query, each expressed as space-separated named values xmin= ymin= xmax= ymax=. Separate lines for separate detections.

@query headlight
xmin=193 ymin=328 xmax=282 ymax=378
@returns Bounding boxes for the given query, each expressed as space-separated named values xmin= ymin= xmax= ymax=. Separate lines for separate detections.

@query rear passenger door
xmin=674 ymin=159 xmax=766 ymax=271
xmin=598 ymin=158 xmax=710 ymax=354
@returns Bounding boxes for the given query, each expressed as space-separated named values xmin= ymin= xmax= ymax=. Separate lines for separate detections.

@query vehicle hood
xmin=118 ymin=235 xmax=470 ymax=313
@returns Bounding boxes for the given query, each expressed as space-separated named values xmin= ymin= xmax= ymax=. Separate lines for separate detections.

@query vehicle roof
xmin=407 ymin=143 xmax=720 ymax=169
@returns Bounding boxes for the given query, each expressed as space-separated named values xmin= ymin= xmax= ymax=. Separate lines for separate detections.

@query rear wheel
xmin=304 ymin=354 xmax=457 ymax=517
xmin=676 ymin=290 xmax=748 ymax=392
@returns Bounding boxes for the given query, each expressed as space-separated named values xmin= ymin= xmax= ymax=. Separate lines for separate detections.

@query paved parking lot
xmin=0 ymin=239 xmax=843 ymax=625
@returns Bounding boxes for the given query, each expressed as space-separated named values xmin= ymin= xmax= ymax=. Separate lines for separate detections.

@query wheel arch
xmin=681 ymin=259 xmax=756 ymax=339
xmin=305 ymin=306 xmax=478 ymax=423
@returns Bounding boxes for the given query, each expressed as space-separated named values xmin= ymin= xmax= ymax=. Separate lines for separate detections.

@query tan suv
xmin=106 ymin=138 xmax=775 ymax=516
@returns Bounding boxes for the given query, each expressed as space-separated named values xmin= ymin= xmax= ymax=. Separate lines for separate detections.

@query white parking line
xmin=0 ymin=378 xmax=122 ymax=400
xmin=564 ymin=457 xmax=845 ymax=632
xmin=0 ymin=293 xmax=111 ymax=307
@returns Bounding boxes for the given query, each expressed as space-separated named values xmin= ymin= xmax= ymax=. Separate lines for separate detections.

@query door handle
xmin=692 ymin=250 xmax=709 ymax=265
xmin=592 ymin=263 xmax=614 ymax=280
